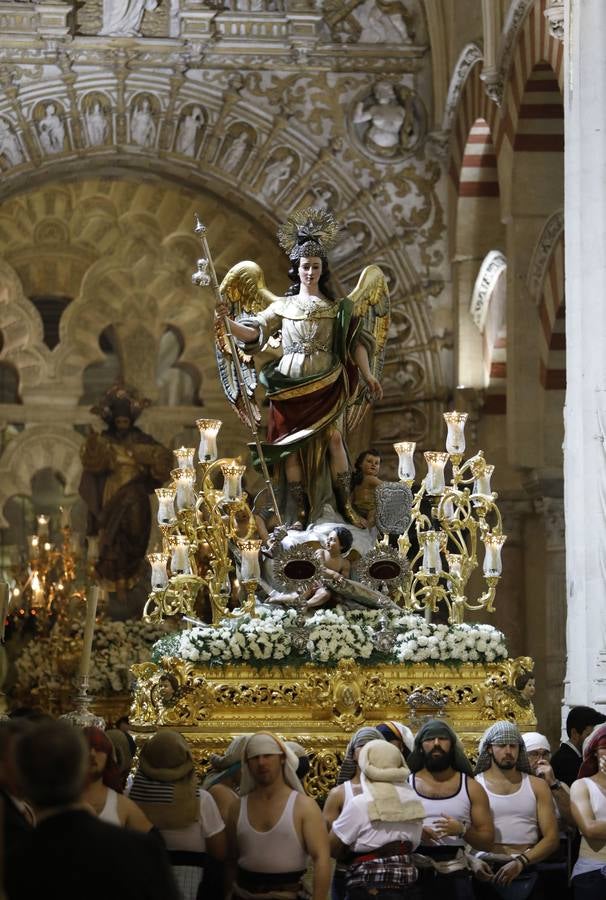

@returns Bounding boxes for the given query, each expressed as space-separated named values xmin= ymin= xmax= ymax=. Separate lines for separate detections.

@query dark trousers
xmin=409 ymin=869 xmax=475 ymax=900
xmin=572 ymin=869 xmax=606 ymax=900
xmin=348 ymin=890 xmax=412 ymax=900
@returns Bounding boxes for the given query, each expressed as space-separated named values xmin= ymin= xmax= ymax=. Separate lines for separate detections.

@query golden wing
xmin=346 ymin=264 xmax=390 ymax=432
xmin=215 ymin=261 xmax=280 ymax=430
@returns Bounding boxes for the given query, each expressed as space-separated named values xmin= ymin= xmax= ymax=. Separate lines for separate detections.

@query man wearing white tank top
xmin=406 ymin=719 xmax=494 ymax=899
xmin=570 ymin=722 xmax=606 ymax=899
xmin=226 ymin=731 xmax=330 ymax=900
xmin=472 ymin=721 xmax=559 ymax=900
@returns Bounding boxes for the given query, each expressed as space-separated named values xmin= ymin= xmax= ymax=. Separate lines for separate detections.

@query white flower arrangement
xmin=168 ymin=605 xmax=508 ymax=668
xmin=14 ymin=618 xmax=170 ymax=696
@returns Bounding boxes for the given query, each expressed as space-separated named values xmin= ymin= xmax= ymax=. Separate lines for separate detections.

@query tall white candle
xmin=79 ymin=585 xmax=99 ymax=680
xmin=0 ymin=581 xmax=9 ymax=642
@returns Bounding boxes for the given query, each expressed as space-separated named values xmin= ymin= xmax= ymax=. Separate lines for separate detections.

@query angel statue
xmin=215 ymin=207 xmax=389 ymax=531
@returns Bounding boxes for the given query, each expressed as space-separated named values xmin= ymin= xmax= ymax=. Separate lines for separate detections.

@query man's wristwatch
xmin=550 ymin=780 xmax=562 ymax=791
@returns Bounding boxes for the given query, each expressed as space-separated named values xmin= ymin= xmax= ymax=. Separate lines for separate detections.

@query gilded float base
xmin=130 ymin=655 xmax=536 ymax=799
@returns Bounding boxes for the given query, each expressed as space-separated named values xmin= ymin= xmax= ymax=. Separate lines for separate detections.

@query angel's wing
xmin=215 ymin=261 xmax=280 ymax=430
xmin=346 ymin=264 xmax=390 ymax=432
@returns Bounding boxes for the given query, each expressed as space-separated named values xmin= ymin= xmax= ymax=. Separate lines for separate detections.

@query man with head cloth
xmin=329 ymin=739 xmax=425 ymax=898
xmin=472 ymin=721 xmax=559 ymax=898
xmin=522 ymin=731 xmax=573 ymax=827
xmin=569 ymin=723 xmax=606 ymax=898
xmin=406 ymin=718 xmax=493 ymax=899
xmin=226 ymin=731 xmax=329 ymax=900
xmin=323 ymin=727 xmax=385 ymax=900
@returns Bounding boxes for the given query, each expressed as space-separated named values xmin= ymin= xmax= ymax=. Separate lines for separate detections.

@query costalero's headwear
xmin=239 ymin=732 xmax=304 ymax=796
xmin=201 ymin=734 xmax=250 ymax=791
xmin=358 ymin=740 xmax=425 ymax=823
xmin=129 ymin=729 xmax=199 ymax=829
xmin=376 ymin=721 xmax=415 ymax=757
xmin=277 ymin=207 xmax=340 ymax=262
xmin=337 ymin=726 xmax=385 ymax=784
xmin=406 ymin=718 xmax=473 ymax=775
xmin=82 ymin=726 xmax=124 ymax=792
xmin=474 ymin=721 xmax=532 ymax=775
xmin=578 ymin=723 xmax=606 ymax=778
xmin=522 ymin=732 xmax=551 ymax=755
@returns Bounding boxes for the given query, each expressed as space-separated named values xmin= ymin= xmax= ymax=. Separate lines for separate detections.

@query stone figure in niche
xmin=79 ymin=383 xmax=172 ymax=605
xmin=130 ymin=98 xmax=156 ymax=147
xmin=355 ymin=0 xmax=413 ymax=43
xmin=38 ymin=104 xmax=65 ymax=154
xmin=223 ymin=132 xmax=248 ymax=172
xmin=353 ymin=82 xmax=418 ymax=158
xmin=100 ymin=0 xmax=159 ymax=37
xmin=330 ymin=226 xmax=366 ymax=263
xmin=262 ymin=153 xmax=295 ymax=199
xmin=175 ymin=106 xmax=203 ymax=157
xmin=0 ymin=120 xmax=24 ymax=166
xmin=85 ymin=101 xmax=110 ymax=146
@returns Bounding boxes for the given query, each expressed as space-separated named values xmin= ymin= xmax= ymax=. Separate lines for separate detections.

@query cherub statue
xmin=302 ymin=526 xmax=353 ymax=610
xmin=215 ymin=207 xmax=389 ymax=530
xmin=351 ymin=447 xmax=383 ymax=528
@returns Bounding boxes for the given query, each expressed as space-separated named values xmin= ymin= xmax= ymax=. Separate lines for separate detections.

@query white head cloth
xmin=239 ymin=732 xmax=304 ymax=796
xmin=358 ymin=739 xmax=425 ymax=823
xmin=522 ymin=732 xmax=551 ymax=754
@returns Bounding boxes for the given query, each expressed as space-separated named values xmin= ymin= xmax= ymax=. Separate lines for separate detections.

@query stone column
xmin=563 ymin=0 xmax=606 ymax=720
xmin=539 ymin=498 xmax=566 ymax=747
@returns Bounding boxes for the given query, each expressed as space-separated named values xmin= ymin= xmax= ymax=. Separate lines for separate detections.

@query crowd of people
xmin=1 ymin=705 xmax=606 ymax=900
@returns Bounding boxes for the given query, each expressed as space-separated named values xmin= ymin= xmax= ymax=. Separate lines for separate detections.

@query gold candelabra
xmin=144 ymin=420 xmax=261 ymax=626
xmin=394 ymin=411 xmax=507 ymax=624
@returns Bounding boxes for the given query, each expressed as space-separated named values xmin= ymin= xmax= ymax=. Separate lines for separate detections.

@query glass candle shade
xmin=148 ymin=552 xmax=169 ymax=590
xmin=173 ymin=446 xmax=196 ymax=470
xmin=196 ymin=418 xmax=221 ymax=462
xmin=482 ymin=533 xmax=507 ymax=577
xmin=472 ymin=462 xmax=495 ymax=499
xmin=59 ymin=506 xmax=71 ymax=529
xmin=156 ymin=487 xmax=176 ymax=525
xmin=170 ymin=536 xmax=191 ymax=575
xmin=28 ymin=535 xmax=40 ymax=558
xmin=420 ymin=531 xmax=442 ymax=574
xmin=221 ymin=462 xmax=246 ymax=501
xmin=173 ymin=468 xmax=196 ymax=512
xmin=424 ymin=451 xmax=449 ymax=495
xmin=86 ymin=535 xmax=99 ymax=562
xmin=443 ymin=411 xmax=468 ymax=456
xmin=394 ymin=441 xmax=416 ymax=483
xmin=239 ymin=539 xmax=262 ymax=581
xmin=30 ymin=571 xmax=45 ymax=608
xmin=36 ymin=514 xmax=49 ymax=538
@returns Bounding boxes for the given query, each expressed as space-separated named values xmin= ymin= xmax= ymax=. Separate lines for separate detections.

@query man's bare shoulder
xmin=528 ymin=773 xmax=552 ymax=798
xmin=295 ymin=792 xmax=323 ymax=816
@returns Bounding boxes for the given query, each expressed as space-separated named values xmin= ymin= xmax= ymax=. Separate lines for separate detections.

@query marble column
xmin=539 ymin=498 xmax=566 ymax=748
xmin=563 ymin=0 xmax=606 ymax=720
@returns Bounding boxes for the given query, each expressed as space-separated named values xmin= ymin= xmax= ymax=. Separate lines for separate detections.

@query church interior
xmin=0 ymin=0 xmax=582 ymax=762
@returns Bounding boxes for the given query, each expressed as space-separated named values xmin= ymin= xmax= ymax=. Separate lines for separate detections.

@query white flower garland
xmin=173 ymin=605 xmax=508 ymax=667
xmin=14 ymin=618 xmax=169 ymax=696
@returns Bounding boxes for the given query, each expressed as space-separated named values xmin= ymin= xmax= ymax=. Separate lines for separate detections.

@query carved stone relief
xmin=350 ymin=82 xmax=426 ymax=163
xmin=81 ymin=92 xmax=113 ymax=147
xmin=33 ymin=100 xmax=67 ymax=155
xmin=0 ymin=118 xmax=24 ymax=168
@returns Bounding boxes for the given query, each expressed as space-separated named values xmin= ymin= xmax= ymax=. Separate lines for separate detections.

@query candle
xmin=482 ymin=534 xmax=507 ymax=577
xmin=30 ymin=572 xmax=45 ymax=608
xmin=239 ymin=539 xmax=262 ymax=581
xmin=86 ymin=535 xmax=99 ymax=562
xmin=424 ymin=451 xmax=449 ymax=495
xmin=394 ymin=441 xmax=416 ymax=484
xmin=443 ymin=411 xmax=468 ymax=456
xmin=156 ymin=487 xmax=176 ymax=524
xmin=0 ymin=581 xmax=9 ymax=642
xmin=79 ymin=585 xmax=99 ymax=680
xmin=59 ymin=506 xmax=71 ymax=529
xmin=173 ymin=468 xmax=196 ymax=511
xmin=28 ymin=535 xmax=39 ymax=558
xmin=173 ymin=446 xmax=196 ymax=470
xmin=196 ymin=418 xmax=222 ymax=462
xmin=221 ymin=462 xmax=246 ymax=501
xmin=473 ymin=463 xmax=495 ymax=499
xmin=36 ymin=514 xmax=49 ymax=538
xmin=148 ymin=552 xmax=169 ymax=590
xmin=171 ymin=536 xmax=191 ymax=575
xmin=421 ymin=532 xmax=442 ymax=573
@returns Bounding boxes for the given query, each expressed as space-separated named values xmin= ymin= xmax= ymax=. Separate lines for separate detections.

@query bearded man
xmin=472 ymin=721 xmax=559 ymax=899
xmin=406 ymin=718 xmax=493 ymax=899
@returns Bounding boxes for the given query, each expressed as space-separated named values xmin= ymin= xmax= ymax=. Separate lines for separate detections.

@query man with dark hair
xmin=6 ymin=720 xmax=179 ymax=900
xmin=407 ymin=719 xmax=493 ymax=899
xmin=551 ymin=706 xmax=606 ymax=787
xmin=472 ymin=721 xmax=559 ymax=899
